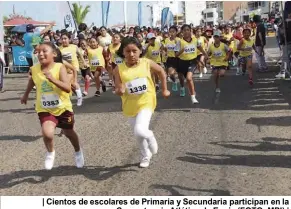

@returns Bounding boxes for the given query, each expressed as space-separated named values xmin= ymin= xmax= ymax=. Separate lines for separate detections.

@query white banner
xmin=57 ymin=1 xmax=76 ymax=33
xmin=1 ymin=196 xmax=291 ymax=209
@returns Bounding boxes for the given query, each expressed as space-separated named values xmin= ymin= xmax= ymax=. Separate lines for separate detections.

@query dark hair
xmin=169 ymin=26 xmax=178 ymax=32
xmin=100 ymin=26 xmax=107 ymax=31
xmin=78 ymin=23 xmax=87 ymax=32
xmin=43 ymin=34 xmax=52 ymax=41
xmin=39 ymin=42 xmax=63 ymax=63
xmin=61 ymin=31 xmax=71 ymax=39
xmin=78 ymin=38 xmax=87 ymax=47
xmin=116 ymin=37 xmax=142 ymax=58
xmin=181 ymin=24 xmax=191 ymax=31
xmin=93 ymin=26 xmax=97 ymax=31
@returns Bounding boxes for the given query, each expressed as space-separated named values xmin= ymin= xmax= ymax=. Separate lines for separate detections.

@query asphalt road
xmin=1 ymin=38 xmax=291 ymax=196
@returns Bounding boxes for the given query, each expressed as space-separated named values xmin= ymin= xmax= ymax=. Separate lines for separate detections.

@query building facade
xmin=184 ymin=1 xmax=206 ymax=26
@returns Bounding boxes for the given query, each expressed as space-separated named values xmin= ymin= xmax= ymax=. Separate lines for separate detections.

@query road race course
xmin=1 ymin=37 xmax=291 ymax=196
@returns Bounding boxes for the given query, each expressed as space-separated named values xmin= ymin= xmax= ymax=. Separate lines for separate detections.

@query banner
xmin=0 ymin=1 xmax=4 ymax=90
xmin=57 ymin=1 xmax=77 ymax=37
xmin=101 ymin=1 xmax=110 ymax=27
xmin=168 ymin=11 xmax=174 ymax=27
xmin=138 ymin=1 xmax=142 ymax=27
xmin=12 ymin=46 xmax=29 ymax=66
xmin=161 ymin=7 xmax=170 ymax=29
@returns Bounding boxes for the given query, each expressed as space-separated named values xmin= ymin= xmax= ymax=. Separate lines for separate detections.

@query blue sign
xmin=12 ymin=46 xmax=28 ymax=66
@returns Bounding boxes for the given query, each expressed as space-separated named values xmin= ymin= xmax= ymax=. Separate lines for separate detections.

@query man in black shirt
xmin=253 ymin=15 xmax=268 ymax=72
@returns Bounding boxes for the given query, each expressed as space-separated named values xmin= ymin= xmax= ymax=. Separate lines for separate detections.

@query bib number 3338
xmin=126 ymin=78 xmax=148 ymax=95
xmin=41 ymin=94 xmax=61 ymax=108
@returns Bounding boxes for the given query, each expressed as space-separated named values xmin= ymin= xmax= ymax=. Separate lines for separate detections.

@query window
xmin=207 ymin=12 xmax=213 ymax=18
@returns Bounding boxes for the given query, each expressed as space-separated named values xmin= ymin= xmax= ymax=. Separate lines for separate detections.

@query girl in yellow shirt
xmin=59 ymin=32 xmax=86 ymax=106
xmin=237 ymin=28 xmax=258 ymax=86
xmin=113 ymin=37 xmax=170 ymax=168
xmin=20 ymin=42 xmax=84 ymax=170
xmin=195 ymin=27 xmax=208 ymax=78
xmin=208 ymin=31 xmax=231 ymax=93
xmin=87 ymin=37 xmax=107 ymax=97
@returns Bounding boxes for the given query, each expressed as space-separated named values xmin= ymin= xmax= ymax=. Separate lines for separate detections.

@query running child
xmin=113 ymin=37 xmax=170 ymax=168
xmin=20 ymin=42 xmax=84 ymax=170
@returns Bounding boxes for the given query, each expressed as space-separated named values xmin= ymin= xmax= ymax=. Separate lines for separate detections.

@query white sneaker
xmin=77 ymin=97 xmax=83 ymax=106
xmin=75 ymin=150 xmax=84 ymax=168
xmin=191 ymin=95 xmax=199 ymax=104
xmin=203 ymin=67 xmax=207 ymax=74
xmin=147 ymin=136 xmax=158 ymax=154
xmin=199 ymin=72 xmax=203 ymax=78
xmin=236 ymin=69 xmax=241 ymax=75
xmin=139 ymin=152 xmax=152 ymax=168
xmin=215 ymin=88 xmax=221 ymax=93
xmin=275 ymin=72 xmax=285 ymax=79
xmin=45 ymin=151 xmax=55 ymax=170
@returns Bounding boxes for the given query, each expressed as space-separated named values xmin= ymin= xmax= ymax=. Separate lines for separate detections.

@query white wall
xmin=185 ymin=1 xmax=206 ymax=26
xmin=202 ymin=8 xmax=219 ymax=25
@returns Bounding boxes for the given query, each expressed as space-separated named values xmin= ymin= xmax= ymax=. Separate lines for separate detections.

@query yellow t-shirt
xmin=197 ymin=36 xmax=207 ymax=54
xmin=31 ymin=63 xmax=73 ymax=116
xmin=118 ymin=58 xmax=156 ymax=117
xmin=59 ymin=44 xmax=79 ymax=70
xmin=146 ymin=42 xmax=162 ymax=64
xmin=164 ymin=37 xmax=180 ymax=58
xmin=87 ymin=47 xmax=105 ymax=71
xmin=239 ymin=38 xmax=254 ymax=57
xmin=178 ymin=37 xmax=200 ymax=60
xmin=209 ymin=43 xmax=228 ymax=67
xmin=109 ymin=43 xmax=123 ymax=65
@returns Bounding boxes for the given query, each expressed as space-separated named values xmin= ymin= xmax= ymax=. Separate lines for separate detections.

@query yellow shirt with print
xmin=209 ymin=43 xmax=229 ymax=67
xmin=88 ymin=47 xmax=105 ymax=71
xmin=59 ymin=44 xmax=79 ymax=70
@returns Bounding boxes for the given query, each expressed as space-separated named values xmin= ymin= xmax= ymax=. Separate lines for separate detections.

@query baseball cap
xmin=213 ymin=30 xmax=222 ymax=37
xmin=26 ymin=24 xmax=35 ymax=32
xmin=146 ymin=33 xmax=156 ymax=39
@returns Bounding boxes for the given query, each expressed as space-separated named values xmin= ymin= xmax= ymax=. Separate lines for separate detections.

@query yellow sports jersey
xmin=164 ymin=37 xmax=180 ymax=58
xmin=209 ymin=43 xmax=229 ymax=67
xmin=118 ymin=58 xmax=156 ymax=117
xmin=146 ymin=42 xmax=162 ymax=64
xmin=197 ymin=36 xmax=207 ymax=54
xmin=178 ymin=37 xmax=200 ymax=60
xmin=239 ymin=38 xmax=254 ymax=57
xmin=109 ymin=43 xmax=123 ymax=65
xmin=87 ymin=47 xmax=105 ymax=70
xmin=31 ymin=63 xmax=73 ymax=116
xmin=59 ymin=44 xmax=79 ymax=70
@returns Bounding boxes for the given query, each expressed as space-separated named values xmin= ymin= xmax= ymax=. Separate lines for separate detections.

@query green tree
xmin=71 ymin=3 xmax=90 ymax=26
xmin=3 ymin=15 xmax=9 ymax=23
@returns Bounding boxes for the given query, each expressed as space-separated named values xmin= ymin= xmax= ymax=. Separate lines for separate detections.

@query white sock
xmin=75 ymin=89 xmax=82 ymax=98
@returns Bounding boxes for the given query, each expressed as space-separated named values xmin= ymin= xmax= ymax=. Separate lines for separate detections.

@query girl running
xmin=78 ymin=39 xmax=91 ymax=96
xmin=195 ymin=27 xmax=208 ymax=78
xmin=21 ymin=42 xmax=84 ymax=170
xmin=113 ymin=37 xmax=170 ymax=168
xmin=237 ymin=27 xmax=258 ymax=86
xmin=175 ymin=24 xmax=208 ymax=103
xmin=87 ymin=36 xmax=107 ymax=97
xmin=108 ymin=33 xmax=123 ymax=92
xmin=164 ymin=26 xmax=180 ymax=92
xmin=59 ymin=32 xmax=86 ymax=106
xmin=208 ymin=31 xmax=231 ymax=93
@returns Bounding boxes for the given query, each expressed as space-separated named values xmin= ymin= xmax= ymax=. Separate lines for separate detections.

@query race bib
xmin=62 ymin=52 xmax=73 ymax=62
xmin=41 ymin=94 xmax=61 ymax=109
xmin=126 ymin=78 xmax=148 ymax=95
xmin=167 ymin=44 xmax=176 ymax=51
xmin=152 ymin=51 xmax=160 ymax=57
xmin=184 ymin=45 xmax=195 ymax=54
xmin=245 ymin=45 xmax=252 ymax=51
xmin=91 ymin=58 xmax=100 ymax=66
xmin=115 ymin=57 xmax=123 ymax=64
xmin=213 ymin=51 xmax=223 ymax=57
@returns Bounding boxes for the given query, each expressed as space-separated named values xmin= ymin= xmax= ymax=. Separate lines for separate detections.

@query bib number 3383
xmin=41 ymin=94 xmax=61 ymax=108
xmin=126 ymin=78 xmax=148 ymax=95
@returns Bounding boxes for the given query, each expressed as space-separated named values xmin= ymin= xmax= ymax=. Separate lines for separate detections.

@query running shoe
xmin=140 ymin=153 xmax=152 ymax=168
xmin=199 ymin=72 xmax=203 ymax=78
xmin=215 ymin=88 xmax=221 ymax=93
xmin=95 ymin=91 xmax=101 ymax=97
xmin=180 ymin=87 xmax=186 ymax=97
xmin=248 ymin=78 xmax=254 ymax=86
xmin=45 ymin=151 xmax=55 ymax=170
xmin=75 ymin=150 xmax=84 ymax=168
xmin=77 ymin=97 xmax=83 ymax=107
xmin=172 ymin=82 xmax=178 ymax=92
xmin=275 ymin=72 xmax=285 ymax=79
xmin=82 ymin=91 xmax=88 ymax=97
xmin=203 ymin=67 xmax=207 ymax=74
xmin=155 ymin=84 xmax=160 ymax=92
xmin=191 ymin=95 xmax=199 ymax=104
xmin=109 ymin=80 xmax=113 ymax=86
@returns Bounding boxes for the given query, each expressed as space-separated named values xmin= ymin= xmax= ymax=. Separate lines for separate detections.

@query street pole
xmin=124 ymin=1 xmax=128 ymax=32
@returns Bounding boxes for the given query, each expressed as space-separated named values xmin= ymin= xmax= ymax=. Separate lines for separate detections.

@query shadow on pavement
xmin=0 ymin=164 xmax=138 ymax=189
xmin=0 ymin=135 xmax=42 ymax=142
xmin=209 ymin=137 xmax=291 ymax=152
xmin=177 ymin=152 xmax=291 ymax=168
xmin=149 ymin=184 xmax=231 ymax=196
xmin=246 ymin=116 xmax=291 ymax=127
xmin=0 ymin=107 xmax=35 ymax=114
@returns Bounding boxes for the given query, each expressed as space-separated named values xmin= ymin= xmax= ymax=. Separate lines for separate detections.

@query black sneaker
xmin=109 ymin=80 xmax=113 ymax=86
xmin=95 ymin=91 xmax=101 ymax=97
xmin=155 ymin=85 xmax=160 ymax=92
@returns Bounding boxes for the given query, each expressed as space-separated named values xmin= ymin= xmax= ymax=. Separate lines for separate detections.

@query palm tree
xmin=71 ymin=3 xmax=90 ymax=26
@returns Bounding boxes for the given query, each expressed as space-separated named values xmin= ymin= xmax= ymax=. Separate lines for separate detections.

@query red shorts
xmin=38 ymin=111 xmax=74 ymax=129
